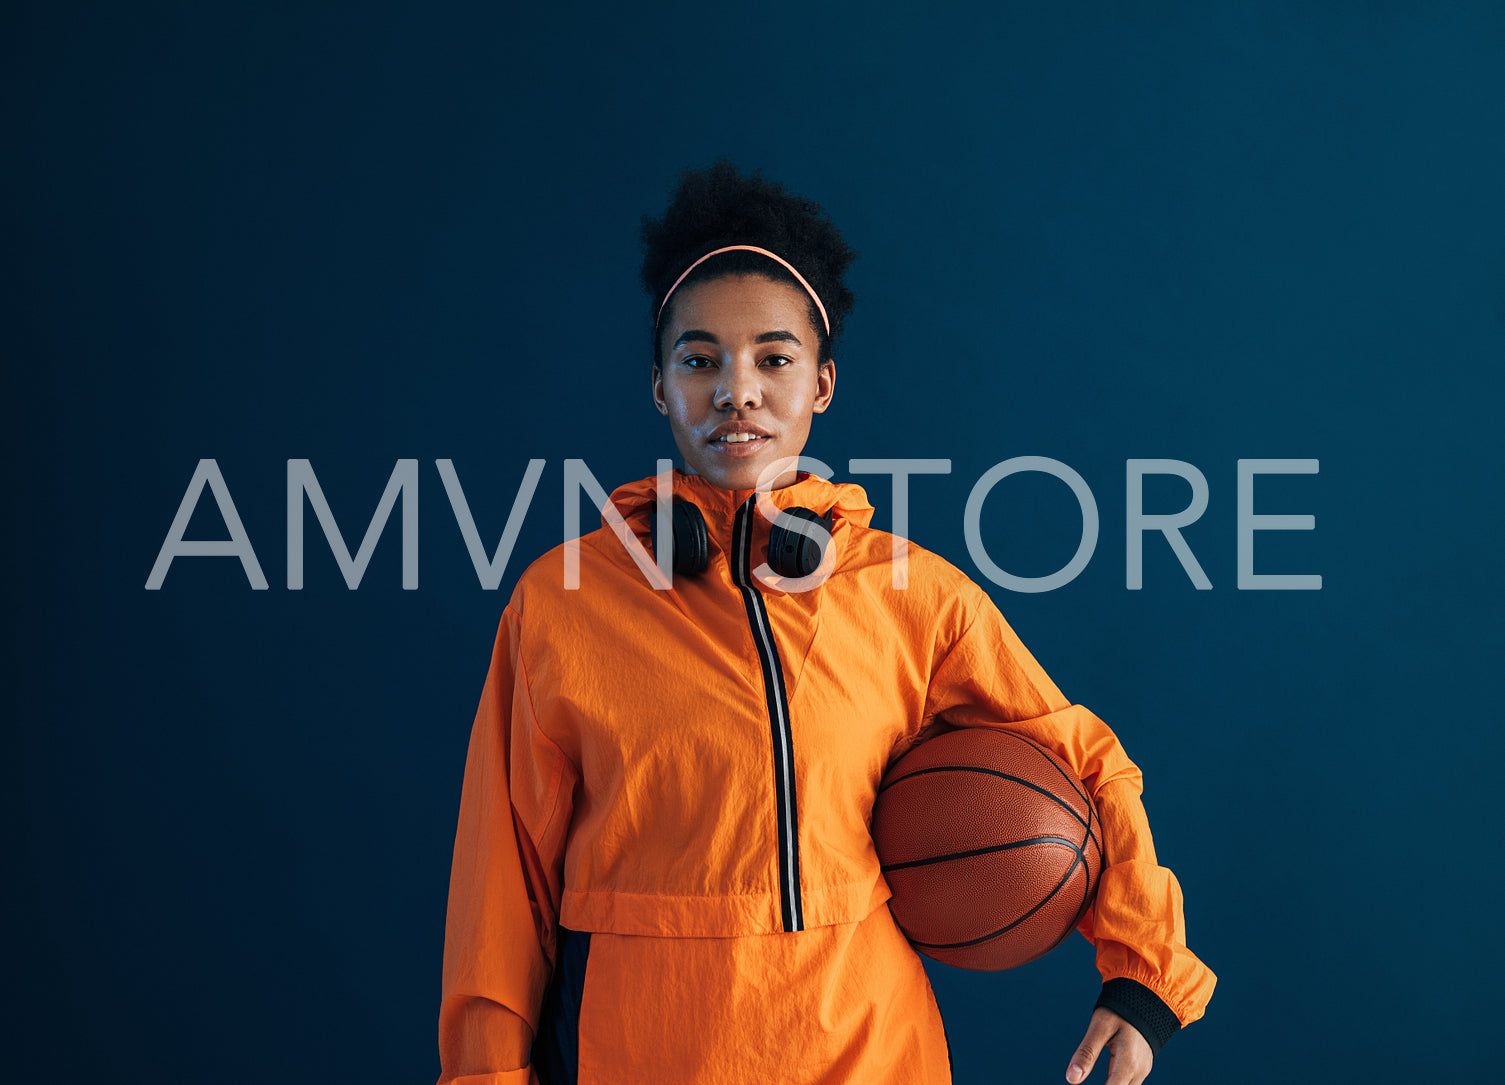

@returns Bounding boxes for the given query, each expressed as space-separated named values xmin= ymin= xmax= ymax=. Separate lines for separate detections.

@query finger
xmin=1064 ymin=1015 xmax=1116 ymax=1083
xmin=1103 ymin=1035 xmax=1153 ymax=1085
xmin=1101 ymin=1048 xmax=1129 ymax=1085
xmin=1104 ymin=1055 xmax=1148 ymax=1085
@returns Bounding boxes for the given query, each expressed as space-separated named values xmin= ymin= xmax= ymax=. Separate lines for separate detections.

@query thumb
xmin=1065 ymin=1013 xmax=1114 ymax=1083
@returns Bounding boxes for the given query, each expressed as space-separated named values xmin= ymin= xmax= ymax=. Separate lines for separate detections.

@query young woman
xmin=436 ymin=159 xmax=1215 ymax=1085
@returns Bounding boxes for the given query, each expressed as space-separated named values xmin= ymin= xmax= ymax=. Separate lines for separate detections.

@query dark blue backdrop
xmin=9 ymin=3 xmax=1503 ymax=1082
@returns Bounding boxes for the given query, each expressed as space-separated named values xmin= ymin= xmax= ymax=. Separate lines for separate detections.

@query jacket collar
xmin=605 ymin=467 xmax=875 ymax=547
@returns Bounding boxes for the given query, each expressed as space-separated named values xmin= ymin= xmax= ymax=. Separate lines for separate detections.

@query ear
xmin=812 ymin=358 xmax=836 ymax=413
xmin=652 ymin=364 xmax=668 ymax=415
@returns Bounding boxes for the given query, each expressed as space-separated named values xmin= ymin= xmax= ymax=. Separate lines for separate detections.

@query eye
xmin=681 ymin=355 xmax=716 ymax=369
xmin=762 ymin=354 xmax=794 ymax=367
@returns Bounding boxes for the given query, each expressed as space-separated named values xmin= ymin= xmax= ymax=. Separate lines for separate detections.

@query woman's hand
xmin=1065 ymin=1007 xmax=1153 ymax=1084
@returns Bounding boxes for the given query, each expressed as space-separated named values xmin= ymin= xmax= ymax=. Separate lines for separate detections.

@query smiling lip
xmin=707 ymin=422 xmax=773 ymax=456
xmin=707 ymin=418 xmax=776 ymax=457
xmin=708 ymin=421 xmax=772 ymax=441
xmin=707 ymin=434 xmax=771 ymax=458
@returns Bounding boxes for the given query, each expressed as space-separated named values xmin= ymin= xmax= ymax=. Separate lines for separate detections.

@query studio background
xmin=8 ymin=3 xmax=1502 ymax=1083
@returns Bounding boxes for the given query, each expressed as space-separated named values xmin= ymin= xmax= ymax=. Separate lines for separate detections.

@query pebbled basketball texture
xmin=871 ymin=727 xmax=1104 ymax=971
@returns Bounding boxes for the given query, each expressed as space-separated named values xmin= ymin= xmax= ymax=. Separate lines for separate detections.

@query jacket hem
xmin=443 ymin=1068 xmax=535 ymax=1085
xmin=560 ymin=875 xmax=891 ymax=936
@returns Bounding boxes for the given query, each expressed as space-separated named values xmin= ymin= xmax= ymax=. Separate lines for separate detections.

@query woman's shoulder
xmin=840 ymin=523 xmax=989 ymax=622
xmin=502 ymin=525 xmax=658 ymax=622
xmin=503 ymin=535 xmax=593 ymax=607
xmin=844 ymin=522 xmax=981 ymax=586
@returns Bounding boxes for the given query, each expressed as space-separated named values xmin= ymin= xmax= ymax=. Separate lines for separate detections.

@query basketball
xmin=871 ymin=727 xmax=1104 ymax=971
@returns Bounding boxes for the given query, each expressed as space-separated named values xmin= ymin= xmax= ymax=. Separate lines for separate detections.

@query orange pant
xmin=551 ymin=901 xmax=952 ymax=1084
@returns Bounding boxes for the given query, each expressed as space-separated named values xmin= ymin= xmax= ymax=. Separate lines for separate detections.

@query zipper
xmin=731 ymin=496 xmax=804 ymax=932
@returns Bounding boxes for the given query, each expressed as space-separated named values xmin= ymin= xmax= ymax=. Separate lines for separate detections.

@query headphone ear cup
xmin=651 ymin=499 xmax=707 ymax=576
xmin=658 ymin=500 xmax=708 ymax=576
xmin=675 ymin=500 xmax=709 ymax=575
xmin=767 ymin=506 xmax=835 ymax=579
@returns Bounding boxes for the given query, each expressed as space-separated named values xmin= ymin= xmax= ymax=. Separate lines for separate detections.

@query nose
xmin=714 ymin=359 xmax=761 ymax=411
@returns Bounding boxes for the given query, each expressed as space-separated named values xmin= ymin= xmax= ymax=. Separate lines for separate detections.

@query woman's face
xmin=653 ymin=274 xmax=836 ymax=491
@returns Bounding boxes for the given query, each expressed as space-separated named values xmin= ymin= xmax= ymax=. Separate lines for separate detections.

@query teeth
xmin=717 ymin=432 xmax=765 ymax=443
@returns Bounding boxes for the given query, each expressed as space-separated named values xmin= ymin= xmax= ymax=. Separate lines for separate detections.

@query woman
xmin=436 ymin=159 xmax=1215 ymax=1085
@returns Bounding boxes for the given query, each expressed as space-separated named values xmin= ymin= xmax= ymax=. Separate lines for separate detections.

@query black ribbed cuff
xmin=1093 ymin=977 xmax=1182 ymax=1057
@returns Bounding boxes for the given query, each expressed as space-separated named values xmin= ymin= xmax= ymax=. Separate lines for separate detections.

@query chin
xmin=690 ymin=457 xmax=767 ymax=492
xmin=700 ymin=466 xmax=759 ymax=491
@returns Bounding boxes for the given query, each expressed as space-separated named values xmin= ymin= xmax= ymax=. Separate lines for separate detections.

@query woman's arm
xmin=919 ymin=584 xmax=1217 ymax=1049
xmin=437 ymin=603 xmax=577 ymax=1085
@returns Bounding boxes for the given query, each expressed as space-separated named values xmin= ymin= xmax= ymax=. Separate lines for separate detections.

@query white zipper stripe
xmin=732 ymin=496 xmax=804 ymax=932
xmin=747 ymin=584 xmax=801 ymax=925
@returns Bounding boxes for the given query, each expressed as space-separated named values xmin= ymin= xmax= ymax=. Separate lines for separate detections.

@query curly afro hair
xmin=639 ymin=157 xmax=857 ymax=371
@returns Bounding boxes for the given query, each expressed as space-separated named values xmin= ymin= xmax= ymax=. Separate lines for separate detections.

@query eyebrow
xmin=671 ymin=329 xmax=803 ymax=350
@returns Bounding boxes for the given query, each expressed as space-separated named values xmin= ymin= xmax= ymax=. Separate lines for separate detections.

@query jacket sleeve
xmin=437 ymin=602 xmax=577 ymax=1085
xmin=919 ymin=584 xmax=1216 ymax=1053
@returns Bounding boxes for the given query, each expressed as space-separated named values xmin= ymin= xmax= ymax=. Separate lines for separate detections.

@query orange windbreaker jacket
xmin=438 ymin=469 xmax=1216 ymax=1083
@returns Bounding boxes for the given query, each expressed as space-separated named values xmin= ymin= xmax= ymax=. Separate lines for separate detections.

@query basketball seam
xmin=1076 ymin=798 xmax=1097 ymax=928
xmin=880 ymin=834 xmax=1083 ymax=871
xmin=1025 ymin=733 xmax=1091 ymax=807
xmin=879 ymin=764 xmax=1090 ymax=830
xmin=905 ymin=844 xmax=1089 ymax=950
xmin=1029 ymin=739 xmax=1103 ymax=860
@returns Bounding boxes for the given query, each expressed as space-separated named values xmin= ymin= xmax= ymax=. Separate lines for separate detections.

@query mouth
xmin=708 ymin=432 xmax=772 ymax=456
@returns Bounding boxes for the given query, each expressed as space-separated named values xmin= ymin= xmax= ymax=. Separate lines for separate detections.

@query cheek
xmin=789 ymin=377 xmax=821 ymax=421
xmin=665 ymin=395 xmax=699 ymax=436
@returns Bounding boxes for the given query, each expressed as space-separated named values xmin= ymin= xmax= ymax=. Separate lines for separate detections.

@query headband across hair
xmin=654 ymin=244 xmax=831 ymax=336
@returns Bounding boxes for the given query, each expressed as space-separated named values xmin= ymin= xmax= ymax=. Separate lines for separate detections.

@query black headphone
xmin=650 ymin=499 xmax=835 ymax=578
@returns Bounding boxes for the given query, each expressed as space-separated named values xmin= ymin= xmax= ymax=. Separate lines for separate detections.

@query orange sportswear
xmin=437 ymin=468 xmax=1216 ymax=1084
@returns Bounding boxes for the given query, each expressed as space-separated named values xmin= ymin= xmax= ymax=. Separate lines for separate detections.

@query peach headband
xmin=654 ymin=244 xmax=831 ymax=336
